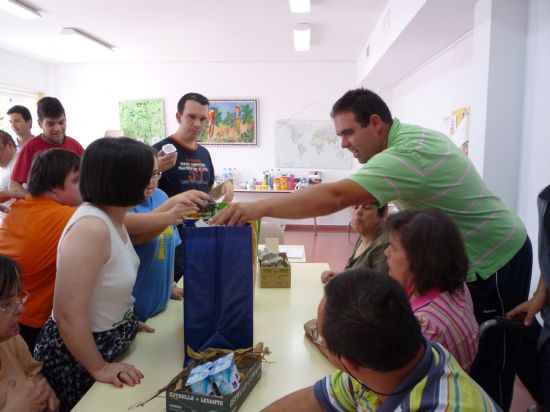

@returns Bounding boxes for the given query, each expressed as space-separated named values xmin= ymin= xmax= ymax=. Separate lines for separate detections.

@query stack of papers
xmin=278 ymin=245 xmax=305 ymax=260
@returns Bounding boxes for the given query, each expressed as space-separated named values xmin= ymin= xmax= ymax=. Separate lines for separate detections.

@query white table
xmin=74 ymin=263 xmax=334 ymax=411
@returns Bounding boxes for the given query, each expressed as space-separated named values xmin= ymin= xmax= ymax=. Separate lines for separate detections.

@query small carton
xmin=166 ymin=356 xmax=262 ymax=412
xmin=259 ymin=238 xmax=291 ymax=288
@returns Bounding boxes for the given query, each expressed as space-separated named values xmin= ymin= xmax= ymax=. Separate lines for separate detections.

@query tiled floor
xmin=283 ymin=226 xmax=536 ymax=412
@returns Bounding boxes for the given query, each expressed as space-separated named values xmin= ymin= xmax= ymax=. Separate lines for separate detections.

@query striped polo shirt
xmin=411 ymin=286 xmax=478 ymax=372
xmin=313 ymin=340 xmax=501 ymax=411
xmin=347 ymin=119 xmax=526 ymax=281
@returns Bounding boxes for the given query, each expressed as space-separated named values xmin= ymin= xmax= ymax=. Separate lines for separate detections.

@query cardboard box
xmin=259 ymin=252 xmax=291 ymax=288
xmin=166 ymin=357 xmax=262 ymax=412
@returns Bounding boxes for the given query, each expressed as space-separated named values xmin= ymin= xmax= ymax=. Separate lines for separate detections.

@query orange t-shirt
xmin=0 ymin=196 xmax=76 ymax=328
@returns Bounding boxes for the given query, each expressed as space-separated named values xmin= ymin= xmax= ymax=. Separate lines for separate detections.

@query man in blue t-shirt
xmin=153 ymin=93 xmax=233 ymax=282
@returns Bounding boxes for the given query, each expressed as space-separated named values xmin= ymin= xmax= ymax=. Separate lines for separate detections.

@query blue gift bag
xmin=183 ymin=222 xmax=253 ymax=365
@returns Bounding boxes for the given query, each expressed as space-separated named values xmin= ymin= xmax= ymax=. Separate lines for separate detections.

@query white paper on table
xmin=278 ymin=245 xmax=305 ymax=259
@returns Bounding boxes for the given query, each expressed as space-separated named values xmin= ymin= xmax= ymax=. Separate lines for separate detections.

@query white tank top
xmin=56 ymin=203 xmax=139 ymax=332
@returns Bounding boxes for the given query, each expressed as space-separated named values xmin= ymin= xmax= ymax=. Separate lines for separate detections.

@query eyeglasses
xmin=309 ymin=323 xmax=328 ymax=349
xmin=0 ymin=291 xmax=29 ymax=315
xmin=150 ymin=170 xmax=162 ymax=183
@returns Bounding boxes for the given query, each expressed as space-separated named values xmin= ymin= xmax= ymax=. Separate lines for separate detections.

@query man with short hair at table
xmin=7 ymin=104 xmax=34 ymax=148
xmin=10 ymin=97 xmax=84 ymax=194
xmin=211 ymin=88 xmax=543 ymax=410
xmin=263 ymin=268 xmax=499 ymax=411
xmin=153 ymin=92 xmax=233 ymax=284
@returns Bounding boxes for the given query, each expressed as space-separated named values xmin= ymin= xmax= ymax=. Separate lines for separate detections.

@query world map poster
xmin=275 ymin=120 xmax=353 ymax=169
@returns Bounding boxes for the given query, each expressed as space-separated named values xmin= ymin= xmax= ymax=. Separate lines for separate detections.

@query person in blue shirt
xmin=128 ymin=158 xmax=211 ymax=321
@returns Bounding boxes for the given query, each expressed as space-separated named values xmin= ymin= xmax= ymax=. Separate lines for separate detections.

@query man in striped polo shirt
xmin=263 ymin=269 xmax=500 ymax=411
xmin=212 ymin=88 xmax=543 ymax=409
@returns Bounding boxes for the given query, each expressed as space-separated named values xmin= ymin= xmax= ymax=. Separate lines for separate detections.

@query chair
xmin=259 ymin=221 xmax=285 ymax=244
xmin=478 ymin=316 xmax=527 ymax=338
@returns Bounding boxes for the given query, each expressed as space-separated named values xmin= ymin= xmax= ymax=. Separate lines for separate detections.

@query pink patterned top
xmin=410 ymin=285 xmax=479 ymax=372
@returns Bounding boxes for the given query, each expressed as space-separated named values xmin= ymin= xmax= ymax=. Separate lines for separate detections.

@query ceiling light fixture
xmin=293 ymin=23 xmax=310 ymax=52
xmin=0 ymin=0 xmax=41 ymax=19
xmin=60 ymin=27 xmax=114 ymax=51
xmin=288 ymin=0 xmax=310 ymax=13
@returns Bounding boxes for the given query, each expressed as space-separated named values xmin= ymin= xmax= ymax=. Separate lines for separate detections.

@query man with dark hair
xmin=0 ymin=149 xmax=81 ymax=351
xmin=264 ymin=269 xmax=499 ymax=411
xmin=213 ymin=87 xmax=542 ymax=410
xmin=0 ymin=131 xmax=18 ymax=193
xmin=7 ymin=105 xmax=33 ymax=147
xmin=9 ymin=97 xmax=84 ymax=194
xmin=153 ymin=92 xmax=233 ymax=283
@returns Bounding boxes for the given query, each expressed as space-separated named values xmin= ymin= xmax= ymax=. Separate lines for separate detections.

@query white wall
xmin=517 ymin=0 xmax=550 ymax=287
xmin=390 ymin=32 xmax=474 ymax=135
xmin=0 ymin=48 xmax=48 ymax=93
xmin=470 ymin=0 xmax=528 ymax=212
xmin=50 ymin=60 xmax=357 ymax=225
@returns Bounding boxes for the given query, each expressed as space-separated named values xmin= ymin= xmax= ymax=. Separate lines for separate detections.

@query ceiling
xmin=0 ymin=0 xmax=389 ymax=64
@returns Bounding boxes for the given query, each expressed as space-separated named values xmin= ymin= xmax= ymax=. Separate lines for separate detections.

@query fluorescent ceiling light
xmin=0 ymin=0 xmax=41 ymax=19
xmin=288 ymin=0 xmax=310 ymax=13
xmin=293 ymin=23 xmax=310 ymax=52
xmin=61 ymin=27 xmax=114 ymax=51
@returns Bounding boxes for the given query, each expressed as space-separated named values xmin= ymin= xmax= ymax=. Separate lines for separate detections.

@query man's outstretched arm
xmin=210 ymin=179 xmax=375 ymax=225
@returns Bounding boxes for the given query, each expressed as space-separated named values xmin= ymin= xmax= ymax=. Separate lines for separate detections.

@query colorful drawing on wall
xmin=118 ymin=98 xmax=165 ymax=145
xmin=198 ymin=99 xmax=257 ymax=145
xmin=447 ymin=106 xmax=471 ymax=156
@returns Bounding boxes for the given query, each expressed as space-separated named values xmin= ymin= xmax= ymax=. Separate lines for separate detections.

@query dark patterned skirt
xmin=34 ymin=315 xmax=139 ymax=412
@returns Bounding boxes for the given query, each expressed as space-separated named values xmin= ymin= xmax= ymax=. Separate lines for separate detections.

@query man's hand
xmin=507 ymin=286 xmax=548 ymax=326
xmin=157 ymin=150 xmax=177 ymax=172
xmin=210 ymin=202 xmax=260 ymax=226
xmin=4 ymin=376 xmax=54 ymax=412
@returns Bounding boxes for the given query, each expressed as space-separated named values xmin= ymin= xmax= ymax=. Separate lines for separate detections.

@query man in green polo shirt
xmin=211 ymin=88 xmax=543 ymax=410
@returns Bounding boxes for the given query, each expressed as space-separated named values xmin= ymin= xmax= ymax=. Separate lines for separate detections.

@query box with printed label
xmin=166 ymin=357 xmax=261 ymax=412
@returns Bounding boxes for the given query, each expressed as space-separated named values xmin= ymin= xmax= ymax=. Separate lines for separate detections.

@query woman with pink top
xmin=384 ymin=208 xmax=478 ymax=372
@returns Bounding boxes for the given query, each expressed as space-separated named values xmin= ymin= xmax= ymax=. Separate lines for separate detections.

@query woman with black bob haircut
xmin=80 ymin=137 xmax=154 ymax=206
xmin=35 ymin=138 xmax=157 ymax=411
xmin=384 ymin=208 xmax=479 ymax=372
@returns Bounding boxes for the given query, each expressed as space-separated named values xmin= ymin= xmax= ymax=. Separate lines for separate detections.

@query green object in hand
xmin=197 ymin=201 xmax=227 ymax=218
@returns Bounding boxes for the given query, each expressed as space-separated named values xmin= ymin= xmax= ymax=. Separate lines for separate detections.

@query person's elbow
xmin=54 ymin=302 xmax=83 ymax=335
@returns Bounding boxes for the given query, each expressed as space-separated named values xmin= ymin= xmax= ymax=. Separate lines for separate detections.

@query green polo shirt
xmin=348 ymin=118 xmax=526 ymax=281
